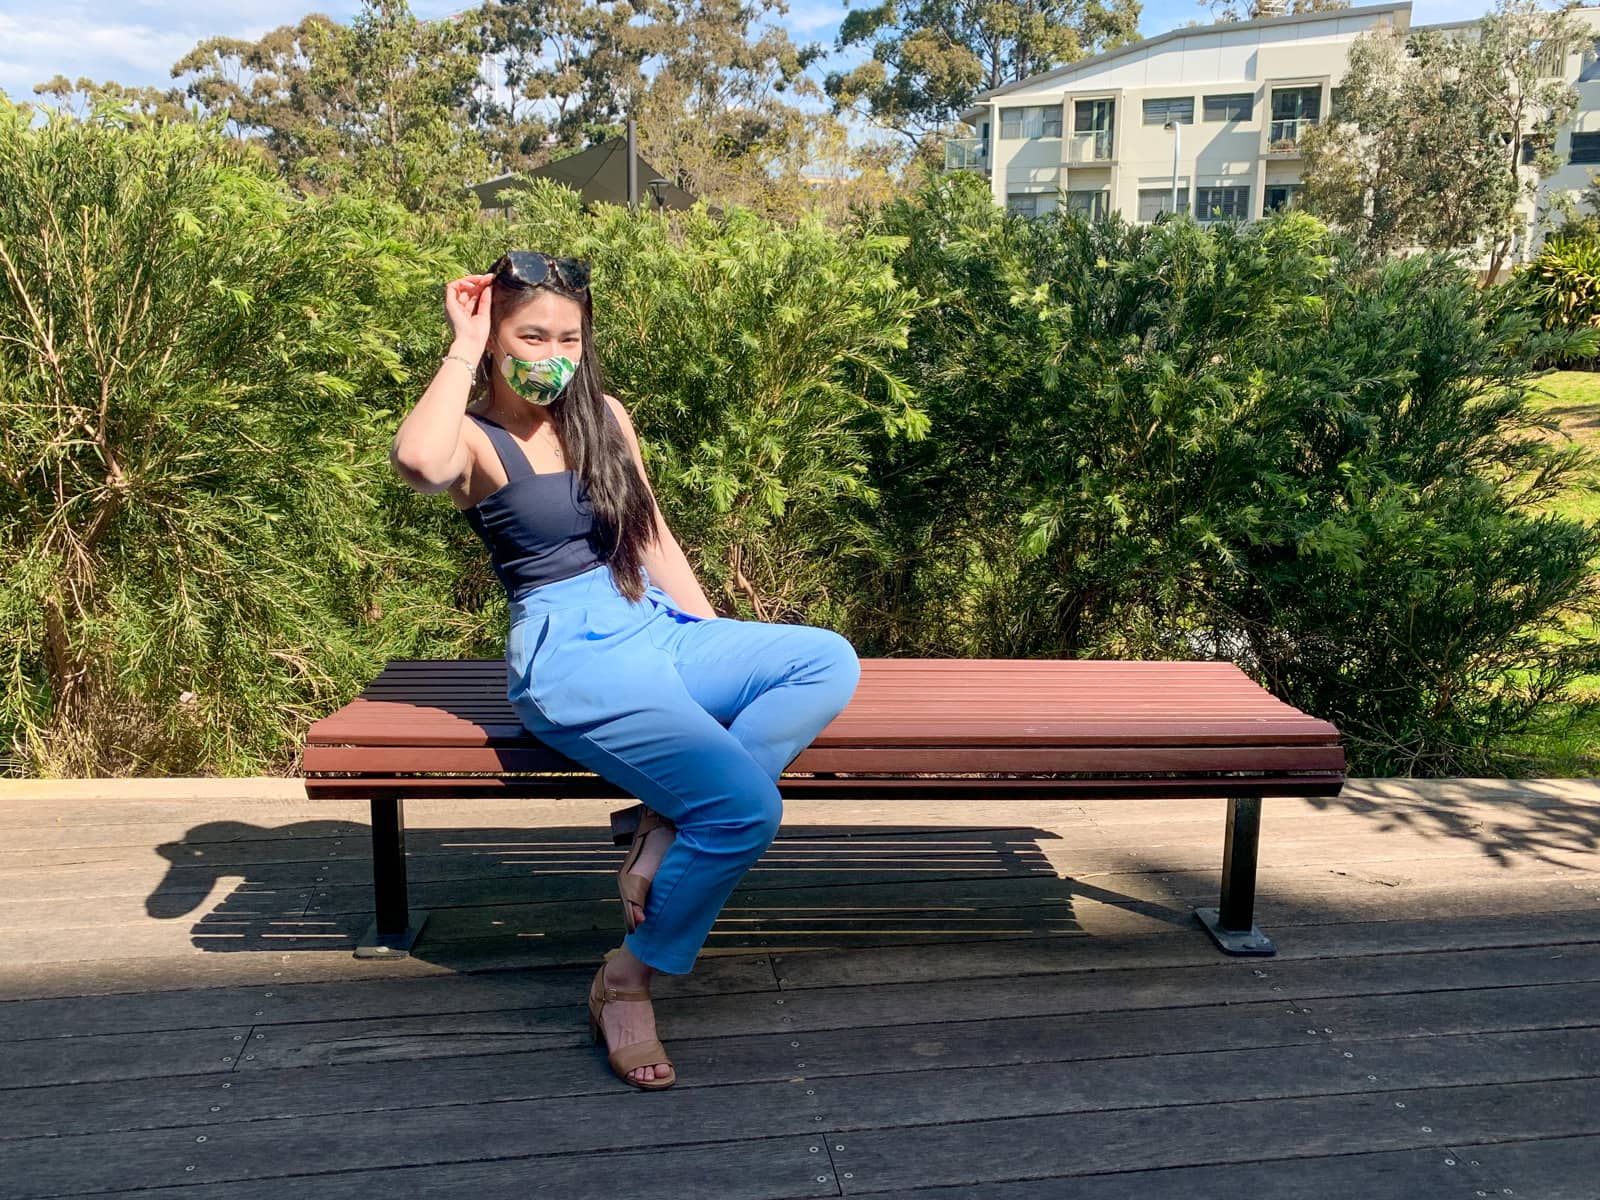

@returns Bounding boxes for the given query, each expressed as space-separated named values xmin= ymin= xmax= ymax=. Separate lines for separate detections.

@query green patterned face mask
xmin=498 ymin=351 xmax=577 ymax=405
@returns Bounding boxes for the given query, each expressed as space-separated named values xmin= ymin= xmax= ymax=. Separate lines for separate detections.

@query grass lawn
xmin=1494 ymin=369 xmax=1600 ymax=776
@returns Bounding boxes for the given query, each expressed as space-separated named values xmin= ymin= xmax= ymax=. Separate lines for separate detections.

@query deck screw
xmin=809 ymin=1147 xmax=818 ymax=1153
xmin=775 ymin=999 xmax=784 ymax=1005
xmin=255 ymin=1034 xmax=264 ymax=1039
xmin=814 ymin=1116 xmax=823 ymax=1121
xmin=816 ymin=1177 xmax=827 ymax=1183
xmin=255 ymin=1011 xmax=264 ymax=1016
xmin=186 ymin=1167 xmax=195 ymax=1172
xmin=1445 ymin=1159 xmax=1456 ymax=1166
xmin=844 ymin=1174 xmax=853 ymax=1180
xmin=836 ymin=1145 xmax=845 ymax=1151
xmin=210 ymin=1107 xmax=220 ymax=1112
xmin=1395 ymin=1102 xmax=1406 ymax=1109
xmin=792 ymin=1041 xmax=800 ymax=1047
xmin=233 ymin=1035 xmax=242 ymax=1041
xmin=1343 ymin=1052 xmax=1354 ymax=1058
xmin=806 ymin=1089 xmax=814 ymax=1095
xmin=1367 ymin=1075 xmax=1378 ymax=1081
xmin=196 ymin=1136 xmax=206 ymax=1143
xmin=245 ymin=1055 xmax=255 ymax=1060
xmin=221 ymin=1057 xmax=231 ymax=1063
xmin=222 ymin=1083 xmax=231 ymax=1089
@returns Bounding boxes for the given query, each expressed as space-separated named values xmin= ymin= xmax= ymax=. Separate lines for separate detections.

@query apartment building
xmin=946 ymin=1 xmax=1600 ymax=253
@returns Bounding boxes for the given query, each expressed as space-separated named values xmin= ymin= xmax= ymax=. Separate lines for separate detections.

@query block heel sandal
xmin=617 ymin=807 xmax=675 ymax=935
xmin=587 ymin=951 xmax=676 ymax=1091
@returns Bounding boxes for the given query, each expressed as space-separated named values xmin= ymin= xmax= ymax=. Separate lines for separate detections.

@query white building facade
xmin=948 ymin=1 xmax=1600 ymax=256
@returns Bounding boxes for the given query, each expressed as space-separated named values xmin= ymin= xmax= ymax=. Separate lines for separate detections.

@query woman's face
xmin=491 ymin=288 xmax=585 ymax=371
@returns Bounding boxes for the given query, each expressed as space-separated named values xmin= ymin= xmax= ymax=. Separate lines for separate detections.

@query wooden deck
xmin=0 ymin=777 xmax=1597 ymax=1198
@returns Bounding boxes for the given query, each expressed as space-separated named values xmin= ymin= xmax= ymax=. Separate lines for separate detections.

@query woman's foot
xmin=619 ymin=811 xmax=676 ymax=930
xmin=597 ymin=948 xmax=674 ymax=1085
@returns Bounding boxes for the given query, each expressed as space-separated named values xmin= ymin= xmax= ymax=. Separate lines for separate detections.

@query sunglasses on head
xmin=491 ymin=250 xmax=591 ymax=294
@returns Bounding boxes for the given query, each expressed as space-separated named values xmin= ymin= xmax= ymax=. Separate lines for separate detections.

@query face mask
xmin=498 ymin=350 xmax=577 ymax=405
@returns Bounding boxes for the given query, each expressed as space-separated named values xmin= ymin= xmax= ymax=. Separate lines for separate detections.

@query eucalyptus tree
xmin=825 ymin=0 xmax=1143 ymax=149
xmin=1299 ymin=0 xmax=1584 ymax=281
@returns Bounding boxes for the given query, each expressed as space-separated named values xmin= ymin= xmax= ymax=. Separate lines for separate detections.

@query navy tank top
xmin=458 ymin=409 xmax=609 ymax=598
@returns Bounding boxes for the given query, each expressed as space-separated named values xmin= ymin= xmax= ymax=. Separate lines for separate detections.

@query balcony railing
xmin=943 ymin=138 xmax=990 ymax=172
xmin=1067 ymin=130 xmax=1114 ymax=163
xmin=1267 ymin=117 xmax=1317 ymax=153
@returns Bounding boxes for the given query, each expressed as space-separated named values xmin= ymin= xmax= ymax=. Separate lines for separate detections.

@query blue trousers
xmin=504 ymin=562 xmax=861 ymax=974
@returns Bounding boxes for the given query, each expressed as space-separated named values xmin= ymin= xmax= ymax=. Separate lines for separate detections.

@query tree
xmin=475 ymin=0 xmax=901 ymax=220
xmin=1298 ymin=0 xmax=1583 ymax=281
xmin=1200 ymin=0 xmax=1350 ymax=23
xmin=30 ymin=76 xmax=194 ymax=124
xmin=825 ymin=0 xmax=1143 ymax=149
xmin=171 ymin=0 xmax=490 ymax=213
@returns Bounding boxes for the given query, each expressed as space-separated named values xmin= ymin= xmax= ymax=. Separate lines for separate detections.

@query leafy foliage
xmin=861 ymin=174 xmax=1600 ymax=774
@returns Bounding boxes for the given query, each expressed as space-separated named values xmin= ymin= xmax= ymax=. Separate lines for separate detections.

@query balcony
xmin=1067 ymin=130 xmax=1115 ymax=164
xmin=1267 ymin=117 xmax=1317 ymax=155
xmin=943 ymin=137 xmax=990 ymax=173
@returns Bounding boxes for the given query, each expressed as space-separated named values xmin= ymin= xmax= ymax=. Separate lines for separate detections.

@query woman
xmin=390 ymin=251 xmax=862 ymax=1091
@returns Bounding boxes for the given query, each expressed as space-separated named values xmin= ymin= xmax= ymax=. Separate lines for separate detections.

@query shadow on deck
xmin=0 ymin=779 xmax=1597 ymax=1198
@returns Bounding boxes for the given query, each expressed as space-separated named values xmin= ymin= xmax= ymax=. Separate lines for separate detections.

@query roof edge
xmin=961 ymin=0 xmax=1412 ymax=118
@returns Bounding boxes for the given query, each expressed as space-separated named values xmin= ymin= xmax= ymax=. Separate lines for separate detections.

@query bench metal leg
xmin=355 ymin=791 xmax=429 ymax=959
xmin=1194 ymin=795 xmax=1275 ymax=957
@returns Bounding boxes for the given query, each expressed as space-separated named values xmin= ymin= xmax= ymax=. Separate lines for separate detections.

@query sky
xmin=0 ymin=0 xmax=1508 ymax=126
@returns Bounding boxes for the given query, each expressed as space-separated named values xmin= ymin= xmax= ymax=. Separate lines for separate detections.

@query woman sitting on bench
xmin=389 ymin=251 xmax=862 ymax=1091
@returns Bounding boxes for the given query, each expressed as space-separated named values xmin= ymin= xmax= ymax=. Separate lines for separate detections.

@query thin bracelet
xmin=442 ymin=352 xmax=478 ymax=373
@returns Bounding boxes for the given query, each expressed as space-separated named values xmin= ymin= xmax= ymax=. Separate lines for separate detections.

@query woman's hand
xmin=444 ymin=273 xmax=495 ymax=354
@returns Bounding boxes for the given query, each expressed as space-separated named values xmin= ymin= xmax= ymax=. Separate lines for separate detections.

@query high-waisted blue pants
xmin=504 ymin=563 xmax=862 ymax=974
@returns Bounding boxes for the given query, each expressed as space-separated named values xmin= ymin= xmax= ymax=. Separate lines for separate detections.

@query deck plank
xmin=0 ymin=780 xmax=1597 ymax=1199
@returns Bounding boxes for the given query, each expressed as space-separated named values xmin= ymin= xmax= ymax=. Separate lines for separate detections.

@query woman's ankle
xmin=605 ymin=946 xmax=652 ymax=988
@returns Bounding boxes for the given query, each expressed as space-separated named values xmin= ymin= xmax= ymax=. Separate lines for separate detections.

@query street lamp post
xmin=1163 ymin=119 xmax=1181 ymax=217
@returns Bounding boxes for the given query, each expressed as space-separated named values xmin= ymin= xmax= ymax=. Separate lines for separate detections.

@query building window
xmin=1203 ymin=93 xmax=1253 ymax=122
xmin=1000 ymin=105 xmax=1063 ymax=139
xmin=1143 ymin=96 xmax=1195 ymax=125
xmin=1195 ymin=186 xmax=1250 ymax=222
xmin=1269 ymin=87 xmax=1321 ymax=146
xmin=1328 ymin=87 xmax=1349 ymax=120
xmin=1570 ymin=132 xmax=1600 ymax=164
xmin=1075 ymin=98 xmax=1114 ymax=133
xmin=1065 ymin=190 xmax=1109 ymax=220
xmin=1007 ymin=193 xmax=1041 ymax=217
xmin=1138 ymin=187 xmax=1189 ymax=222
xmin=1264 ymin=184 xmax=1303 ymax=213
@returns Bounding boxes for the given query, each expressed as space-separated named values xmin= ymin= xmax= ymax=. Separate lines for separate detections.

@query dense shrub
xmin=1506 ymin=229 xmax=1600 ymax=368
xmin=0 ymin=103 xmax=478 ymax=774
xmin=860 ymin=173 xmax=1600 ymax=774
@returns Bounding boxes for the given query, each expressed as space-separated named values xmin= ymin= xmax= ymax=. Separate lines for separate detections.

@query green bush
xmin=1506 ymin=229 xmax=1600 ymax=368
xmin=860 ymin=174 xmax=1600 ymax=775
xmin=0 ymin=102 xmax=481 ymax=775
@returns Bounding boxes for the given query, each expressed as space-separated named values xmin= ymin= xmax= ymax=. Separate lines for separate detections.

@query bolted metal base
xmin=354 ymin=910 xmax=430 ymax=959
xmin=1194 ymin=907 xmax=1275 ymax=956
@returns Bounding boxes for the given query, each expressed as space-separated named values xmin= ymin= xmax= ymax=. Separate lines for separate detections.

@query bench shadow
xmin=148 ymin=820 xmax=1196 ymax=964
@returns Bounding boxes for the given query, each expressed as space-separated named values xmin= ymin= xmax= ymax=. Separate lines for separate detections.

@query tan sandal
xmin=617 ymin=807 xmax=675 ymax=934
xmin=587 ymin=952 xmax=676 ymax=1091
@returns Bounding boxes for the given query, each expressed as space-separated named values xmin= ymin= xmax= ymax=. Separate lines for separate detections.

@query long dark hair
xmin=465 ymin=273 xmax=658 ymax=604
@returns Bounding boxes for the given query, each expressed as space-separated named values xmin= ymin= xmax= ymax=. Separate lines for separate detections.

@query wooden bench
xmin=303 ymin=658 xmax=1347 ymax=961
